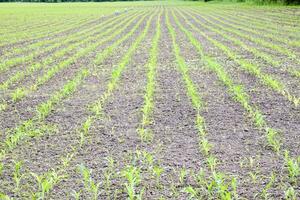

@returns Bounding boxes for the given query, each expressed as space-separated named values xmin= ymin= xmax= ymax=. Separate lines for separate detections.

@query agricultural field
xmin=0 ymin=1 xmax=299 ymax=199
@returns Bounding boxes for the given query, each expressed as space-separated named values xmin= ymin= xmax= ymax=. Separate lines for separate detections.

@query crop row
xmin=0 ymin=11 xmax=145 ymax=114
xmin=0 ymin=11 xmax=140 ymax=93
xmin=178 ymin=9 xmax=299 ymax=107
xmin=0 ymin=11 xmax=135 ymax=74
xmin=171 ymin=9 xmax=299 ymax=198
xmin=188 ymin=8 xmax=300 ymax=63
xmin=166 ymin=10 xmax=238 ymax=199
xmin=0 ymin=11 xmax=146 ymax=146
xmin=0 ymin=10 xmax=156 ymax=199
xmin=137 ymin=11 xmax=162 ymax=143
xmin=0 ymin=11 xmax=129 ymax=64
xmin=200 ymin=7 xmax=300 ymax=44
xmin=0 ymin=16 xmax=93 ymax=47
xmin=177 ymin=8 xmax=299 ymax=79
xmin=210 ymin=10 xmax=300 ymax=41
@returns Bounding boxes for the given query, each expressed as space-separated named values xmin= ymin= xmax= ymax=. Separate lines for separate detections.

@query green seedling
xmin=103 ymin=157 xmax=115 ymax=195
xmin=200 ymin=138 xmax=212 ymax=156
xmin=61 ymin=152 xmax=74 ymax=168
xmin=231 ymin=177 xmax=238 ymax=199
xmin=284 ymin=150 xmax=299 ymax=183
xmin=137 ymin=127 xmax=153 ymax=143
xmin=260 ymin=171 xmax=276 ymax=200
xmin=249 ymin=172 xmax=259 ymax=184
xmin=179 ymin=168 xmax=188 ymax=185
xmin=121 ymin=165 xmax=142 ymax=200
xmin=284 ymin=186 xmax=297 ymax=200
xmin=31 ymin=170 xmax=65 ymax=200
xmin=11 ymin=88 xmax=26 ymax=102
xmin=266 ymin=128 xmax=281 ymax=152
xmin=153 ymin=165 xmax=164 ymax=188
xmin=207 ymin=156 xmax=217 ymax=172
xmin=0 ymin=103 xmax=7 ymax=112
xmin=71 ymin=190 xmax=82 ymax=200
xmin=13 ymin=161 xmax=24 ymax=193
xmin=183 ymin=186 xmax=199 ymax=199
xmin=80 ymin=117 xmax=94 ymax=147
xmin=78 ymin=164 xmax=101 ymax=200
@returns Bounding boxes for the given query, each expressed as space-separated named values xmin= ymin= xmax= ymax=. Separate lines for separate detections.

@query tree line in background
xmin=0 ymin=0 xmax=299 ymax=6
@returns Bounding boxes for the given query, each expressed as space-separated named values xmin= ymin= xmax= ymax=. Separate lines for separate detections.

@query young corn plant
xmin=207 ymin=156 xmax=217 ymax=172
xmin=200 ymin=138 xmax=212 ymax=156
xmin=78 ymin=164 xmax=101 ymax=200
xmin=284 ymin=186 xmax=297 ymax=200
xmin=103 ymin=157 xmax=115 ymax=196
xmin=183 ymin=186 xmax=199 ymax=200
xmin=71 ymin=190 xmax=82 ymax=200
xmin=0 ymin=193 xmax=10 ymax=200
xmin=265 ymin=128 xmax=281 ymax=153
xmin=284 ymin=151 xmax=300 ymax=184
xmin=11 ymin=88 xmax=26 ymax=102
xmin=13 ymin=161 xmax=24 ymax=193
xmin=31 ymin=170 xmax=65 ymax=200
xmin=153 ymin=165 xmax=164 ymax=188
xmin=80 ymin=116 xmax=94 ymax=147
xmin=259 ymin=171 xmax=276 ymax=200
xmin=121 ymin=165 xmax=143 ymax=200
xmin=179 ymin=167 xmax=188 ymax=185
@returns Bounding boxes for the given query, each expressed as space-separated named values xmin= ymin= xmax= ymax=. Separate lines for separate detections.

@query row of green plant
xmin=208 ymin=9 xmax=300 ymax=41
xmin=208 ymin=12 xmax=300 ymax=48
xmin=0 ymin=14 xmax=93 ymax=46
xmin=0 ymin=15 xmax=66 ymax=35
xmin=0 ymin=11 xmax=140 ymax=92
xmin=199 ymin=11 xmax=300 ymax=63
xmin=178 ymin=8 xmax=300 ymax=80
xmin=87 ymin=11 xmax=155 ymax=132
xmin=192 ymin=9 xmax=300 ymax=78
xmin=0 ymin=151 xmax=75 ymax=199
xmin=78 ymin=13 xmax=153 ymax=145
xmin=171 ymin=9 xmax=299 ymax=197
xmin=185 ymin=7 xmax=300 ymax=63
xmin=180 ymin=9 xmax=300 ymax=107
xmin=0 ymin=10 xmax=131 ymax=68
xmin=0 ymin=11 xmax=149 ymax=155
xmin=0 ymin=10 xmax=157 ymax=198
xmin=0 ymin=12 xmax=134 ymax=75
xmin=0 ymin=67 xmax=89 ymax=197
xmin=137 ymin=12 xmax=162 ymax=143
xmin=74 ymin=149 xmax=165 ymax=199
xmin=0 ymin=12 xmax=145 ymax=114
xmin=167 ymin=11 xmax=238 ymax=200
xmin=197 ymin=8 xmax=300 ymax=48
xmin=0 ymin=15 xmax=86 ymax=43
xmin=75 ymin=13 xmax=156 ymax=199
xmin=2 ymin=68 xmax=89 ymax=154
xmin=225 ymin=8 xmax=300 ymax=26
xmin=0 ymin=16 xmax=75 ymax=36
xmin=0 ymin=12 xmax=139 ymax=95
